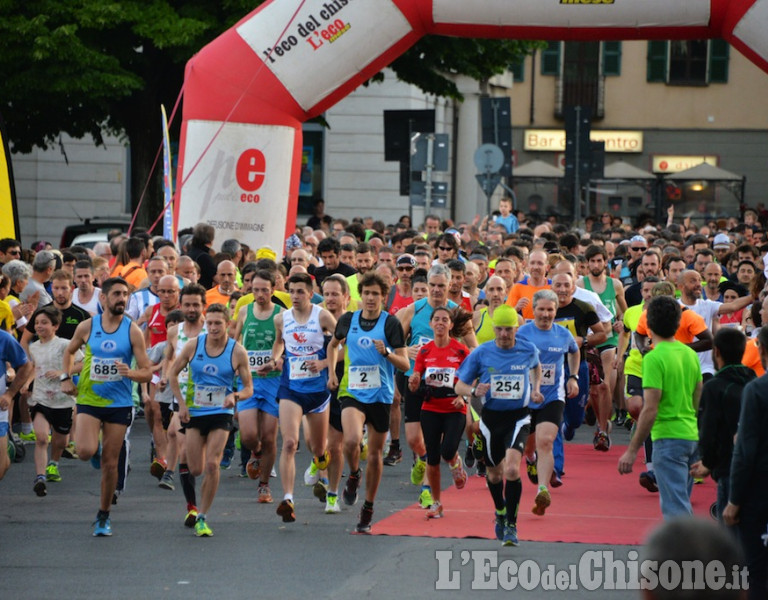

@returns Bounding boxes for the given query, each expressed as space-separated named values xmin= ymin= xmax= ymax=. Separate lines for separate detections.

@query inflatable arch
xmin=175 ymin=0 xmax=768 ymax=251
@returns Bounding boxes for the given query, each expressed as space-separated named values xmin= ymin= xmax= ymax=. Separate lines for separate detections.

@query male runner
xmin=61 ymin=277 xmax=152 ymax=536
xmin=231 ymin=269 xmax=283 ymax=504
xmin=170 ymin=303 xmax=252 ymax=536
xmin=455 ymin=305 xmax=543 ymax=546
xmin=260 ymin=273 xmax=337 ymax=523
xmin=328 ymin=272 xmax=408 ymax=532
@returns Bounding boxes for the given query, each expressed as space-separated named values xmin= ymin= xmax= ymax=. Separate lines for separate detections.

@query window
xmin=647 ymin=40 xmax=730 ymax=85
xmin=541 ymin=42 xmax=622 ymax=76
xmin=511 ymin=59 xmax=525 ymax=82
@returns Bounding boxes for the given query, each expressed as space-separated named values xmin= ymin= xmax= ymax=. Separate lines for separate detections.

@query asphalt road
xmin=1 ymin=419 xmax=643 ymax=600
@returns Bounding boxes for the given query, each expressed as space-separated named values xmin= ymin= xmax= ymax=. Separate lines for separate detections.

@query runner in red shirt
xmin=409 ymin=306 xmax=471 ymax=519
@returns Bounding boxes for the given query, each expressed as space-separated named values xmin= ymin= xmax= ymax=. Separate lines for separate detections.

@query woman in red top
xmin=409 ymin=306 xmax=471 ymax=519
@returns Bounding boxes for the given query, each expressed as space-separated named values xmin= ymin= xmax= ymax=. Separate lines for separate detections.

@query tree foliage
xmin=0 ymin=1 xmax=541 ymax=224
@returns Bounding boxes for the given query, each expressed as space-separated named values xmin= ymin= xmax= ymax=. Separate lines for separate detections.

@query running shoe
xmin=45 ymin=463 xmax=62 ymax=482
xmin=6 ymin=438 xmax=15 ymax=462
xmin=615 ymin=409 xmax=627 ymax=427
xmin=270 ymin=467 xmax=277 ymax=478
xmin=246 ymin=454 xmax=261 ymax=480
xmin=450 ymin=457 xmax=467 ymax=490
xmin=158 ymin=471 xmax=175 ymax=491
xmin=313 ymin=479 xmax=328 ymax=503
xmin=258 ymin=485 xmax=273 ymax=504
xmin=220 ymin=448 xmax=233 ymax=470
xmin=410 ymin=458 xmax=426 ymax=485
xmin=304 ymin=462 xmax=320 ymax=486
xmin=426 ymin=501 xmax=444 ymax=519
xmin=34 ymin=477 xmax=47 ymax=497
xmin=194 ymin=516 xmax=213 ymax=537
xmin=92 ymin=516 xmax=112 ymax=537
xmin=476 ymin=461 xmax=487 ymax=478
xmin=383 ymin=445 xmax=402 ymax=466
xmin=313 ymin=450 xmax=330 ymax=471
xmin=61 ymin=442 xmax=78 ymax=459
xmin=276 ymin=499 xmax=296 ymax=523
xmin=325 ymin=495 xmax=340 ymax=514
xmin=150 ymin=458 xmax=166 ymax=480
xmin=419 ymin=487 xmax=433 ymax=509
xmin=359 ymin=440 xmax=368 ymax=461
xmin=184 ymin=506 xmax=199 ymax=528
xmin=494 ymin=513 xmax=506 ymax=541
xmin=342 ymin=472 xmax=360 ymax=506
xmin=464 ymin=440 xmax=476 ymax=469
xmin=532 ymin=488 xmax=551 ymax=516
xmin=593 ymin=431 xmax=611 ymax=452
xmin=356 ymin=505 xmax=373 ymax=533
xmin=502 ymin=523 xmax=519 ymax=547
xmin=561 ymin=421 xmax=575 ymax=441
xmin=639 ymin=471 xmax=659 ymax=493
xmin=525 ymin=453 xmax=538 ymax=485
xmin=550 ymin=471 xmax=563 ymax=488
xmin=584 ymin=405 xmax=596 ymax=427
xmin=19 ymin=431 xmax=36 ymax=442
xmin=90 ymin=442 xmax=102 ymax=470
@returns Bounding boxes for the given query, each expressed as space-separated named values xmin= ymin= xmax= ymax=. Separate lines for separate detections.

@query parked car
xmin=60 ymin=217 xmax=130 ymax=249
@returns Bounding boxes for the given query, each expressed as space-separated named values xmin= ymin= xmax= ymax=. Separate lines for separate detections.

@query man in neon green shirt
xmin=617 ymin=295 xmax=702 ymax=520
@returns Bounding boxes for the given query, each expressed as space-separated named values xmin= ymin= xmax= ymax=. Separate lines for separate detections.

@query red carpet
xmin=373 ymin=444 xmax=716 ymax=545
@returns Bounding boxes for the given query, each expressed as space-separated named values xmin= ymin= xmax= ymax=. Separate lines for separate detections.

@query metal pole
xmin=573 ymin=106 xmax=581 ymax=225
xmin=425 ymin=134 xmax=434 ymax=216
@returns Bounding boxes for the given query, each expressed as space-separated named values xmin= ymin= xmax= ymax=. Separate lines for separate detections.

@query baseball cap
xmin=492 ymin=304 xmax=519 ymax=328
xmin=396 ymin=253 xmax=415 ymax=267
xmin=712 ymin=233 xmax=730 ymax=250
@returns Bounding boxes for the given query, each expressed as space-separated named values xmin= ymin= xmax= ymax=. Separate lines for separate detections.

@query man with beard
xmin=61 ymin=277 xmax=152 ymax=536
xmin=625 ymin=251 xmax=661 ymax=307
xmin=345 ymin=243 xmax=375 ymax=303
xmin=22 ymin=270 xmax=90 ymax=349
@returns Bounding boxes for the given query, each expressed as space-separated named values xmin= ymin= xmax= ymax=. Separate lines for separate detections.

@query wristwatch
xmin=233 ymin=392 xmax=240 ymax=402
xmin=470 ymin=386 xmax=477 ymax=396
xmin=59 ymin=373 xmax=71 ymax=382
xmin=568 ymin=374 xmax=579 ymax=382
xmin=383 ymin=347 xmax=391 ymax=357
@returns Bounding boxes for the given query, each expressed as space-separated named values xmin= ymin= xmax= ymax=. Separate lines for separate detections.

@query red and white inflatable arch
xmin=175 ymin=0 xmax=768 ymax=252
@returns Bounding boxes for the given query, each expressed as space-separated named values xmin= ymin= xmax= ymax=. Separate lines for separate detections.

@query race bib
xmin=289 ymin=354 xmax=320 ymax=380
xmin=425 ymin=367 xmax=455 ymax=387
xmin=90 ymin=357 xmax=121 ymax=383
xmin=194 ymin=385 xmax=226 ymax=407
xmin=490 ymin=374 xmax=525 ymax=400
xmin=541 ymin=363 xmax=556 ymax=387
xmin=248 ymin=350 xmax=272 ymax=373
xmin=348 ymin=365 xmax=381 ymax=390
xmin=417 ymin=336 xmax=432 ymax=346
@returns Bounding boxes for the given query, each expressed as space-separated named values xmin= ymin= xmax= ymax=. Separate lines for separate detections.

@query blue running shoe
xmin=502 ymin=523 xmax=519 ymax=547
xmin=561 ymin=422 xmax=575 ymax=442
xmin=93 ymin=516 xmax=112 ymax=537
xmin=494 ymin=513 xmax=506 ymax=541
xmin=90 ymin=442 xmax=102 ymax=470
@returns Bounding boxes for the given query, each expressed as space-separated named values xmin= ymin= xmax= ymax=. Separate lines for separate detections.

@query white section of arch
xmin=236 ymin=0 xmax=413 ymax=111
xmin=733 ymin=0 xmax=768 ymax=64
xmin=432 ymin=0 xmax=711 ymax=28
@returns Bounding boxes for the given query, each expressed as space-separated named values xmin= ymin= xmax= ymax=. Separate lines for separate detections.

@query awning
xmin=513 ymin=159 xmax=563 ymax=179
xmin=663 ymin=162 xmax=743 ymax=181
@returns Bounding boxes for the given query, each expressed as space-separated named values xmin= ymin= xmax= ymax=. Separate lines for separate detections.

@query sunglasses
xmin=438 ymin=246 xmax=454 ymax=251
xmin=631 ymin=247 xmax=647 ymax=252
xmin=397 ymin=266 xmax=413 ymax=271
xmin=8 ymin=250 xmax=20 ymax=256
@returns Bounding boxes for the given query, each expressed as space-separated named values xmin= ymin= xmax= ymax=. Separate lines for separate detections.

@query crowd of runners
xmin=0 ymin=198 xmax=765 ymax=597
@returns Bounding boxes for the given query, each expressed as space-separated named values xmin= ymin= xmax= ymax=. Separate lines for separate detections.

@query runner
xmin=61 ymin=277 xmax=153 ymax=536
xmin=163 ymin=284 xmax=207 ymax=524
xmin=231 ymin=269 xmax=283 ymax=504
xmin=0 ymin=328 xmax=33 ymax=480
xmin=170 ymin=303 xmax=253 ymax=537
xmin=408 ymin=306 xmax=471 ymax=519
xmin=23 ymin=306 xmax=82 ymax=496
xmin=260 ymin=272 xmax=337 ymax=523
xmin=455 ymin=304 xmax=543 ymax=546
xmin=142 ymin=274 xmax=180 ymax=480
xmin=328 ymin=272 xmax=408 ymax=532
xmin=397 ymin=264 xmax=477 ymax=509
xmin=516 ymin=290 xmax=579 ymax=516
xmin=319 ymin=274 xmax=352 ymax=513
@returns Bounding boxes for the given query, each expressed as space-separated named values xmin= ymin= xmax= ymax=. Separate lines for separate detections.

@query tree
xmin=0 ymin=1 xmax=541 ymax=228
